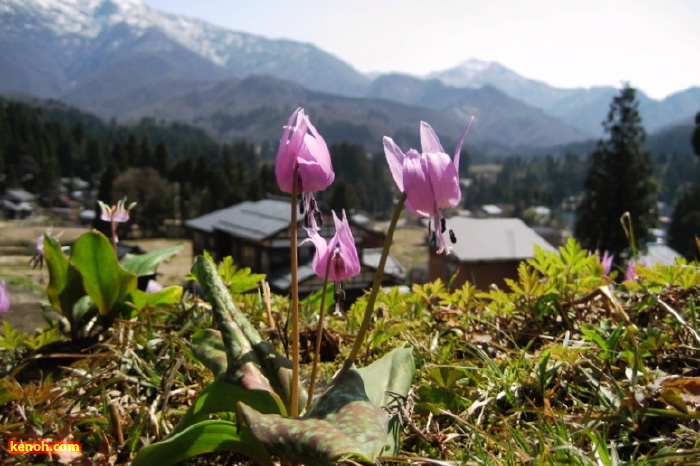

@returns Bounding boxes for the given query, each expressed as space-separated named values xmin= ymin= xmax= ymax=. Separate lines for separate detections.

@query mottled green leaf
xmin=171 ymin=379 xmax=285 ymax=437
xmin=191 ymin=256 xmax=272 ymax=391
xmin=240 ymin=367 xmax=388 ymax=465
xmin=357 ymin=344 xmax=415 ymax=408
xmin=191 ymin=329 xmax=228 ymax=379
xmin=357 ymin=344 xmax=416 ymax=456
xmin=70 ymin=231 xmax=138 ymax=317
xmin=191 ymin=256 xmax=305 ymax=407
xmin=131 ymin=420 xmax=272 ymax=466
xmin=121 ymin=243 xmax=184 ymax=276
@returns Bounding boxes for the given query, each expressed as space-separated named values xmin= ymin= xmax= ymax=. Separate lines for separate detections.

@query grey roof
xmin=639 ymin=244 xmax=682 ymax=266
xmin=363 ymin=248 xmax=405 ymax=277
xmin=447 ymin=217 xmax=556 ymax=262
xmin=4 ymin=189 xmax=35 ymax=203
xmin=185 ymin=199 xmax=293 ymax=241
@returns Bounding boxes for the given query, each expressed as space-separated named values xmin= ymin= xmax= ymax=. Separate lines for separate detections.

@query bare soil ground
xmin=0 ymin=220 xmax=193 ymax=333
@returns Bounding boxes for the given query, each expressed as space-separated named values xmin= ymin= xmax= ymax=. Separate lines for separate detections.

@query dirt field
xmin=0 ymin=220 xmax=193 ymax=333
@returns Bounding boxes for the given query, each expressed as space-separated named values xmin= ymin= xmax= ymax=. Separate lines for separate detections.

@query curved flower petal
xmin=424 ymin=152 xmax=461 ymax=210
xmin=332 ymin=211 xmax=361 ymax=279
xmin=452 ymin=116 xmax=474 ymax=172
xmin=0 ymin=280 xmax=9 ymax=313
xmin=402 ymin=150 xmax=434 ymax=217
xmin=420 ymin=121 xmax=445 ymax=155
xmin=275 ymin=108 xmax=334 ymax=194
xmin=307 ymin=212 xmax=360 ymax=283
xmin=382 ymin=136 xmax=405 ymax=192
xmin=275 ymin=108 xmax=304 ymax=193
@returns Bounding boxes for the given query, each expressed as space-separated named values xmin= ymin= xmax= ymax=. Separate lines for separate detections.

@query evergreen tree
xmin=667 ymin=182 xmax=700 ymax=259
xmin=574 ymin=85 xmax=658 ymax=267
xmin=693 ymin=111 xmax=700 ymax=158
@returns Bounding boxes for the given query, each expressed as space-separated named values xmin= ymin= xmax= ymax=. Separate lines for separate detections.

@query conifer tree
xmin=574 ymin=85 xmax=658 ymax=268
xmin=692 ymin=111 xmax=700 ymax=158
xmin=667 ymin=182 xmax=700 ymax=259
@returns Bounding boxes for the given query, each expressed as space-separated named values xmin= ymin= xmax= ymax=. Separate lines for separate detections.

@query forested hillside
xmin=1 ymin=97 xmax=697 ymax=237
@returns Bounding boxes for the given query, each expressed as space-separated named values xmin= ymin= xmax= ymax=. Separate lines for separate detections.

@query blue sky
xmin=142 ymin=0 xmax=699 ymax=99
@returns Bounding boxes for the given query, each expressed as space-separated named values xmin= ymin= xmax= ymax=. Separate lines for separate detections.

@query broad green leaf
xmin=171 ymin=379 xmax=285 ymax=437
xmin=191 ymin=256 xmax=271 ymax=391
xmin=131 ymin=420 xmax=272 ymax=466
xmin=357 ymin=345 xmax=416 ymax=456
xmin=356 ymin=345 xmax=416 ymax=408
xmin=191 ymin=256 xmax=305 ymax=407
xmin=43 ymin=234 xmax=85 ymax=324
xmin=191 ymin=329 xmax=228 ymax=378
xmin=70 ymin=231 xmax=138 ymax=317
xmin=241 ymin=367 xmax=389 ymax=465
xmin=129 ymin=285 xmax=183 ymax=310
xmin=121 ymin=243 xmax=184 ymax=276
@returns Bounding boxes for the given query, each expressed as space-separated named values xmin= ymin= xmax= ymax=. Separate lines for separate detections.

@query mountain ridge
xmin=1 ymin=0 xmax=698 ymax=153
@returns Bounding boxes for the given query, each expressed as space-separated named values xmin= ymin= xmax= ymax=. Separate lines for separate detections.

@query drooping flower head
xmin=98 ymin=197 xmax=137 ymax=224
xmin=275 ymin=108 xmax=335 ymax=230
xmin=599 ymin=250 xmax=614 ymax=276
xmin=306 ymin=210 xmax=361 ymax=287
xmin=383 ymin=117 xmax=474 ymax=254
xmin=624 ymin=259 xmax=638 ymax=281
xmin=0 ymin=280 xmax=9 ymax=313
xmin=30 ymin=234 xmax=45 ymax=269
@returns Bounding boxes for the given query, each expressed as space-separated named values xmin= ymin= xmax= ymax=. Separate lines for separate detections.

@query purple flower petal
xmin=402 ymin=149 xmax=434 ymax=217
xmin=424 ymin=152 xmax=461 ymax=210
xmin=420 ymin=121 xmax=445 ymax=154
xmin=275 ymin=108 xmax=334 ymax=195
xmin=382 ymin=136 xmax=405 ymax=192
xmin=0 ymin=280 xmax=9 ymax=313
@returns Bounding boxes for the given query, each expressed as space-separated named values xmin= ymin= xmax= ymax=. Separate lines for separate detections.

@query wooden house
xmin=185 ymin=198 xmax=404 ymax=297
xmin=429 ymin=217 xmax=556 ymax=289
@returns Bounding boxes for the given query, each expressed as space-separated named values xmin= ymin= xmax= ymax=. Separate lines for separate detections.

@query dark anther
xmin=430 ymin=232 xmax=437 ymax=249
xmin=449 ymin=229 xmax=457 ymax=244
xmin=314 ymin=211 xmax=323 ymax=227
xmin=440 ymin=217 xmax=446 ymax=233
xmin=299 ymin=198 xmax=305 ymax=214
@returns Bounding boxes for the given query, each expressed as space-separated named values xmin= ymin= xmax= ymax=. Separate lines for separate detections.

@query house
xmin=2 ymin=189 xmax=35 ymax=219
xmin=429 ymin=217 xmax=557 ymax=289
xmin=184 ymin=198 xmax=404 ymax=297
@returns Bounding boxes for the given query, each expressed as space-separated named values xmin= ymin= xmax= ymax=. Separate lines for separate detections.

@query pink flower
xmin=98 ymin=197 xmax=137 ymax=223
xmin=0 ymin=280 xmax=9 ymax=313
xmin=625 ymin=259 xmax=638 ymax=281
xmin=596 ymin=250 xmax=614 ymax=276
xmin=145 ymin=279 xmax=164 ymax=293
xmin=275 ymin=108 xmax=335 ymax=230
xmin=383 ymin=118 xmax=473 ymax=253
xmin=306 ymin=210 xmax=360 ymax=284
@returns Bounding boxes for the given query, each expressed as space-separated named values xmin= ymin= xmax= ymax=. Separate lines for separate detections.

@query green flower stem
xmin=290 ymin=173 xmax=300 ymax=417
xmin=343 ymin=193 xmax=406 ymax=370
xmin=306 ymin=267 xmax=332 ymax=409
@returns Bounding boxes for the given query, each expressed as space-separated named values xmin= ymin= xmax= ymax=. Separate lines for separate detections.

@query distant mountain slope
xmin=1 ymin=0 xmax=697 ymax=154
xmin=429 ymin=59 xmax=700 ymax=137
xmin=0 ymin=0 xmax=369 ymax=99
xmin=129 ymin=75 xmax=482 ymax=153
xmin=366 ymin=74 xmax=587 ymax=148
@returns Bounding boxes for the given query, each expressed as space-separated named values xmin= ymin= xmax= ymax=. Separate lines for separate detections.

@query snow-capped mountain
xmin=429 ymin=59 xmax=700 ymax=137
xmin=0 ymin=0 xmax=369 ymax=99
xmin=1 ymin=0 xmax=697 ymax=150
